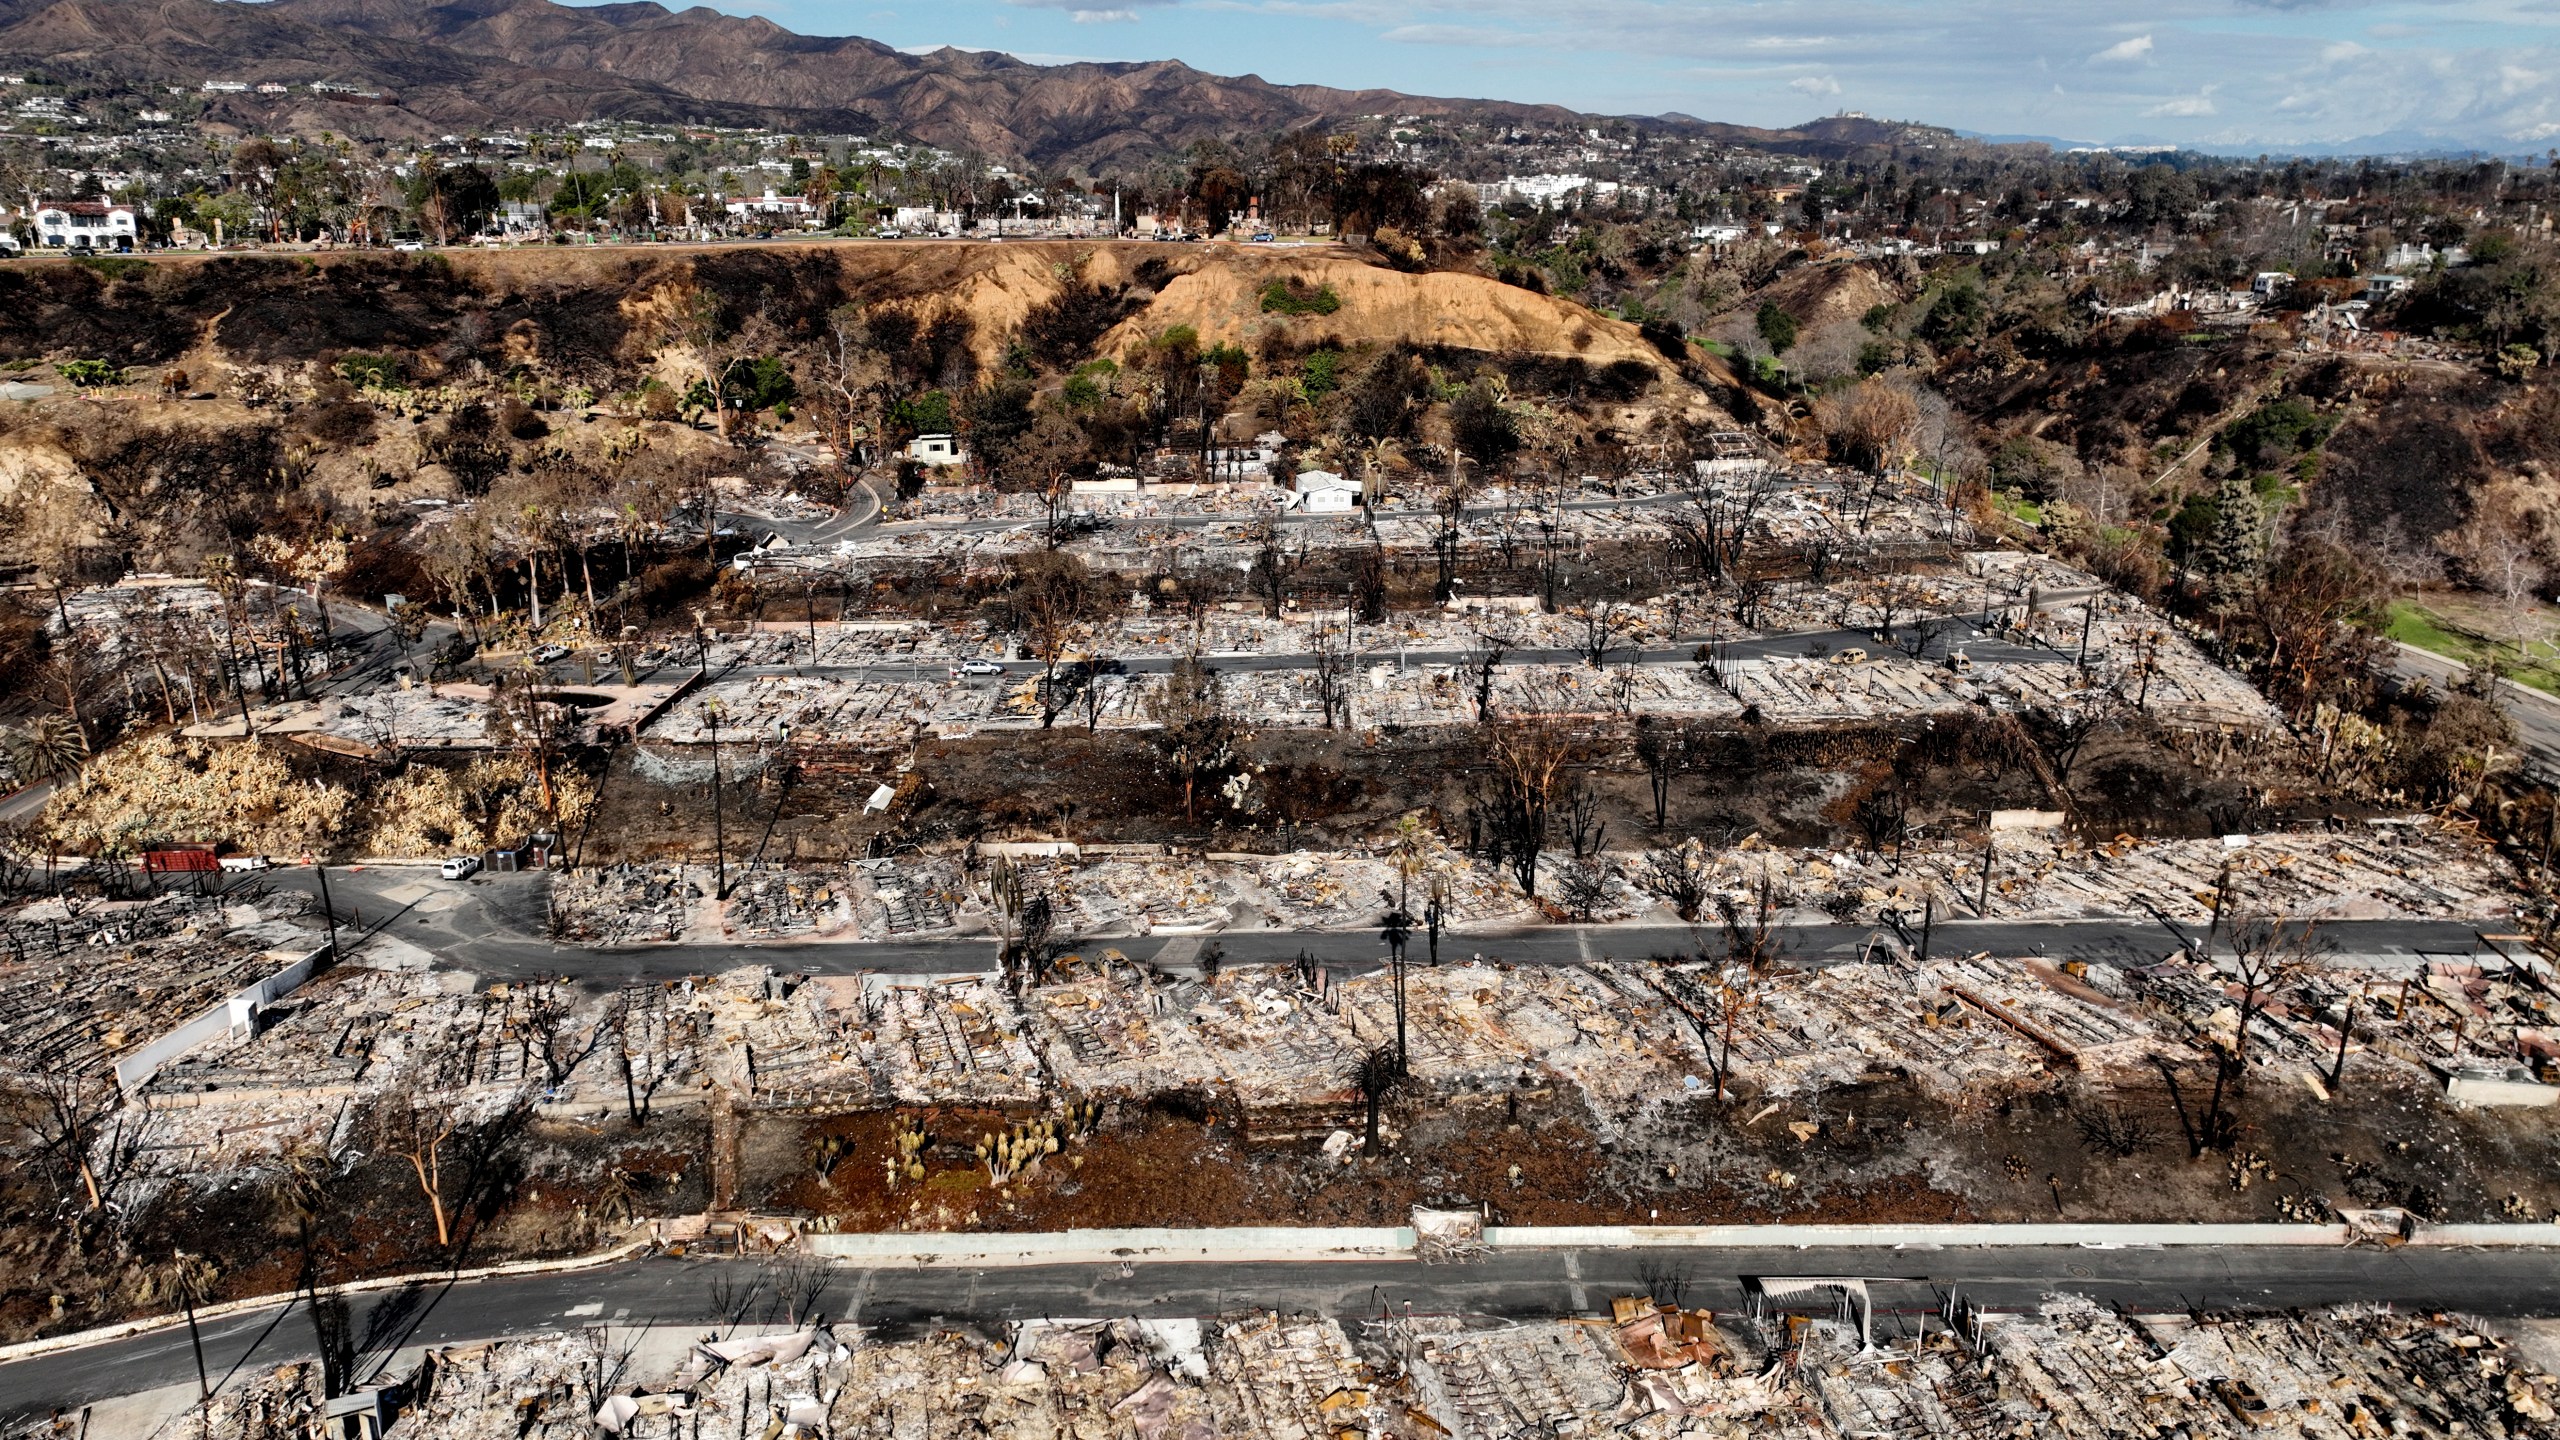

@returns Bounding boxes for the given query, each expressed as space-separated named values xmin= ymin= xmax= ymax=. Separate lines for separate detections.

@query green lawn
xmin=2385 ymin=600 xmax=2560 ymax=698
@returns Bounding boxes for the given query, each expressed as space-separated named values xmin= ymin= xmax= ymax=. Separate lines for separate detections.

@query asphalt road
xmin=11 ymin=1244 xmax=2560 ymax=1421
xmin=259 ymin=866 xmax=2501 ymax=988
xmin=2391 ymin=641 xmax=2560 ymax=783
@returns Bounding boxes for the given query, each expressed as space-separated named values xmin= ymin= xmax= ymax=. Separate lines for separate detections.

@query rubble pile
xmin=1395 ymin=1315 xmax=1630 ymax=1437
xmin=700 ymin=969 xmax=876 ymax=1102
xmin=1479 ymin=963 xmax=1715 ymax=1139
xmin=0 ymin=891 xmax=321 ymax=1079
xmin=1653 ymin=956 xmax=2159 ymax=1101
xmin=135 ymin=962 xmax=472 ymax=1174
xmin=868 ymin=975 xmax=1046 ymax=1105
xmin=1183 ymin=975 xmax=1368 ymax=1109
xmin=721 ymin=865 xmax=859 ymax=941
xmin=853 ymin=857 xmax=968 ymax=939
xmin=306 ymin=685 xmax=493 ymax=748
xmin=1890 ymin=820 xmax=2511 ymax=925
xmin=374 ymin=1330 xmax=617 ymax=1440
xmin=124 ymin=1296 xmax=2560 ymax=1440
xmin=137 ymin=1360 xmax=327 ymax=1439
xmin=1062 ymin=857 xmax=1236 ymax=934
xmin=1975 ymin=1296 xmax=2560 ymax=1440
xmin=552 ymin=863 xmax=693 ymax=944
xmin=651 ymin=675 xmax=939 ymax=746
xmin=1210 ymin=1312 xmax=1383 ymax=1440
xmin=1029 ymin=969 xmax=1225 ymax=1098
xmin=1723 ymin=655 xmax=1974 ymax=723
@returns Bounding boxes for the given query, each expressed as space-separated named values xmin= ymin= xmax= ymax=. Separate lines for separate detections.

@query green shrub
xmin=336 ymin=352 xmax=407 ymax=390
xmin=54 ymin=358 xmax=121 ymax=388
xmin=1259 ymin=278 xmax=1342 ymax=316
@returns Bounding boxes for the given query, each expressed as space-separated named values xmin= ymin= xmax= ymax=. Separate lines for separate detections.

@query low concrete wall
xmin=114 ymin=942 xmax=332 ymax=1093
xmin=2446 ymin=1075 xmax=2560 ymax=1108
xmin=805 ymin=1226 xmax=1413 ymax=1267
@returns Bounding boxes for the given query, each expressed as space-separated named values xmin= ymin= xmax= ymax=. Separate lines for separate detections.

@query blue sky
xmin=667 ymin=0 xmax=2560 ymax=151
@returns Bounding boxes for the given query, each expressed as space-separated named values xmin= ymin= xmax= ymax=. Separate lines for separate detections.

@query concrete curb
xmin=1483 ymin=1223 xmax=2560 ymax=1249
xmin=803 ymin=1226 xmax=1413 ymax=1268
xmin=0 ymin=1237 xmax=655 ymax=1368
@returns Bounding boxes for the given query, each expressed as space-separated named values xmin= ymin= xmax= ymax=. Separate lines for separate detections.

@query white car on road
xmin=952 ymin=659 xmax=1006 ymax=677
xmin=440 ymin=854 xmax=482 ymax=880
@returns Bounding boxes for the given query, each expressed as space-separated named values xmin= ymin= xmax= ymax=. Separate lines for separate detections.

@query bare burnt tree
xmin=1557 ymin=856 xmax=1617 ymax=922
xmin=1899 ymin=615 xmax=1950 ymax=662
xmin=1249 ymin=514 xmax=1294 ymax=619
xmin=761 ymin=1250 xmax=833 ymax=1327
xmin=516 ymin=976 xmax=604 ymax=1091
xmin=1561 ymin=775 xmax=1608 ymax=859
xmin=372 ymin=1076 xmax=465 ymax=1249
xmin=1430 ymin=478 xmax=1468 ymax=601
xmin=1634 ymin=719 xmax=1689 ymax=830
xmin=1730 ymin=558 xmax=1778 ymax=630
xmin=2188 ymin=914 xmax=2330 ymax=1154
xmin=606 ymin=986 xmax=678 ymax=1126
xmin=1668 ymin=469 xmax=1775 ymax=586
xmin=1870 ymin=562 xmax=1929 ymax=640
xmin=2041 ymin=692 xmax=2126 ymax=785
xmin=1851 ymin=785 xmax=1910 ymax=859
xmin=1571 ymin=600 xmax=1635 ymax=670
xmin=1309 ymin=626 xmax=1354 ymax=730
xmin=1654 ymin=962 xmax=1767 ymax=1104
xmin=1462 ymin=626 xmax=1513 ymax=723
xmin=1480 ymin=712 xmax=1580 ymax=899
xmin=1635 ymin=841 xmax=1713 ymax=922
xmin=1714 ymin=872 xmax=1792 ymax=971
xmin=11 ymin=1067 xmax=140 ymax=1213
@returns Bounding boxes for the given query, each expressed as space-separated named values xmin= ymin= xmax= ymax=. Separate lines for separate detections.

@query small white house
xmin=34 ymin=199 xmax=139 ymax=250
xmin=2250 ymin=271 xmax=2293 ymax=298
xmin=724 ymin=189 xmax=817 ymax=225
xmin=904 ymin=433 xmax=966 ymax=467
xmin=1291 ymin=468 xmax=1360 ymax=513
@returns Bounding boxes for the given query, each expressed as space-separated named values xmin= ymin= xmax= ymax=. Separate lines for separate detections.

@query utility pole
xmin=313 ymin=861 xmax=340 ymax=959
xmin=1977 ymin=839 xmax=1995 ymax=916
xmin=2075 ymin=601 xmax=2095 ymax=673
xmin=1918 ymin=894 xmax=1934 ymax=966
xmin=707 ymin=699 xmax=728 ymax=901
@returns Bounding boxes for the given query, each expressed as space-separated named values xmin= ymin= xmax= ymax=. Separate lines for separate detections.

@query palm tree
xmin=5 ymin=713 xmax=85 ymax=786
xmin=1349 ymin=1043 xmax=1401 ymax=1154
xmin=1357 ymin=435 xmax=1404 ymax=506
xmin=133 ymin=1250 xmax=220 ymax=1405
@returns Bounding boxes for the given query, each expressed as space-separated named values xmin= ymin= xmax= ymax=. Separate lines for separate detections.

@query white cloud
xmin=1381 ymin=23 xmax=1548 ymax=46
xmin=1070 ymin=7 xmax=1137 ymax=18
xmin=1789 ymin=73 xmax=1843 ymax=96
xmin=1745 ymin=35 xmax=1831 ymax=50
xmin=2145 ymin=87 xmax=2219 ymax=117
xmin=2088 ymin=34 xmax=2153 ymax=64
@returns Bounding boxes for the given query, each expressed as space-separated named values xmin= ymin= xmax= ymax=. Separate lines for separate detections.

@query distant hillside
xmin=0 ymin=0 xmax=1981 ymax=167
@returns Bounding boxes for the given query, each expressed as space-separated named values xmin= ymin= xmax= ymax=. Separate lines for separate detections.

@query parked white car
xmin=441 ymin=854 xmax=482 ymax=880
xmin=953 ymin=659 xmax=1006 ymax=676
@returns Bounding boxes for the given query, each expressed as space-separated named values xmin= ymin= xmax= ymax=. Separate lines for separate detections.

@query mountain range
xmin=0 ymin=0 xmax=1968 ymax=168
